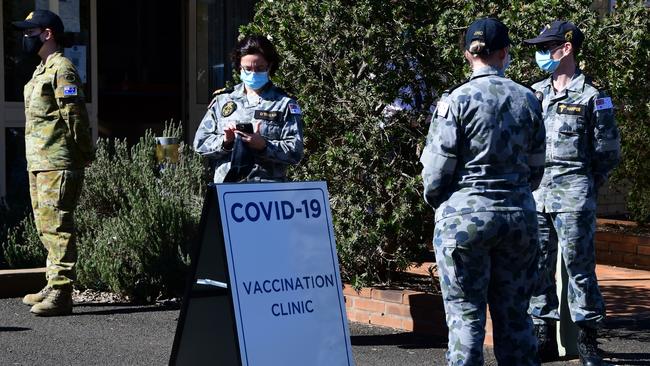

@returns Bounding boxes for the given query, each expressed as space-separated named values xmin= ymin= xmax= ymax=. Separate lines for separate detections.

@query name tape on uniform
xmin=595 ymin=97 xmax=613 ymax=111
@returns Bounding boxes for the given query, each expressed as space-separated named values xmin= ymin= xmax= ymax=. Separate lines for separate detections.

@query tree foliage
xmin=243 ymin=0 xmax=649 ymax=287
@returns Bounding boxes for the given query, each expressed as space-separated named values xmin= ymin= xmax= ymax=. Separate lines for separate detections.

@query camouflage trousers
xmin=433 ymin=211 xmax=540 ymax=366
xmin=28 ymin=170 xmax=84 ymax=289
xmin=528 ymin=211 xmax=605 ymax=329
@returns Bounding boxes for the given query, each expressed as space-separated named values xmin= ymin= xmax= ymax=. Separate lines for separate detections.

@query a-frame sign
xmin=169 ymin=182 xmax=354 ymax=366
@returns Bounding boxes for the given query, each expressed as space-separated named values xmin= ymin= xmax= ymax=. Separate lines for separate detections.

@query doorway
xmin=96 ymin=1 xmax=184 ymax=142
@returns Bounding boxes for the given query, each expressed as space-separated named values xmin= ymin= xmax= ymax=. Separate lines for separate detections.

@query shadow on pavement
xmin=603 ymin=356 xmax=650 ymax=366
xmin=351 ymin=332 xmax=446 ymax=349
xmin=600 ymin=284 xmax=650 ymax=317
xmin=0 ymin=326 xmax=30 ymax=332
xmin=72 ymin=304 xmax=179 ymax=316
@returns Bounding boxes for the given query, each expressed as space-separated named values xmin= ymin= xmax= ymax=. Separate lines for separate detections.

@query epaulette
xmin=212 ymin=86 xmax=234 ymax=96
xmin=441 ymin=79 xmax=468 ymax=97
xmin=526 ymin=75 xmax=550 ymax=88
xmin=274 ymin=86 xmax=298 ymax=101
xmin=584 ymin=75 xmax=605 ymax=91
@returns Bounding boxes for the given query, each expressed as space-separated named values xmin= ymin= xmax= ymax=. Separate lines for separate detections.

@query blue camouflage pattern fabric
xmin=420 ymin=68 xmax=546 ymax=222
xmin=434 ymin=211 xmax=539 ymax=365
xmin=529 ymin=211 xmax=604 ymax=326
xmin=529 ymin=69 xmax=619 ymax=329
xmin=421 ymin=66 xmax=545 ymax=366
xmin=193 ymin=82 xmax=304 ymax=182
xmin=531 ymin=69 xmax=620 ymax=212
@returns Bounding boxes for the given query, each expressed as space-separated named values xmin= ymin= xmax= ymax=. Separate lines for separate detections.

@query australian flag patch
xmin=63 ymin=85 xmax=77 ymax=96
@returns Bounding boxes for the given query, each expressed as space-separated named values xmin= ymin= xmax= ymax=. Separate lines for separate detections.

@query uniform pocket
xmin=57 ymin=170 xmax=84 ymax=211
xmin=259 ymin=120 xmax=283 ymax=140
xmin=554 ymin=117 xmax=587 ymax=160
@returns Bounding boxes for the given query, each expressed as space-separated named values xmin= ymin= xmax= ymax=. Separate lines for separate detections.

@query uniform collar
xmin=470 ymin=65 xmax=501 ymax=80
xmin=43 ymin=50 xmax=63 ymax=69
xmin=564 ymin=68 xmax=585 ymax=93
xmin=539 ymin=68 xmax=585 ymax=93
xmin=233 ymin=81 xmax=275 ymax=99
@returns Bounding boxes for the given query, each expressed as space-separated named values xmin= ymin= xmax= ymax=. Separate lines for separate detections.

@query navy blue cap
xmin=12 ymin=10 xmax=64 ymax=34
xmin=524 ymin=20 xmax=584 ymax=49
xmin=465 ymin=18 xmax=511 ymax=54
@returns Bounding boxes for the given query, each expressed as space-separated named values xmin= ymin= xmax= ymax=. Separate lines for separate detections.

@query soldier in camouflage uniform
xmin=524 ymin=21 xmax=620 ymax=366
xmin=421 ymin=18 xmax=546 ymax=366
xmin=13 ymin=10 xmax=93 ymax=316
xmin=194 ymin=35 xmax=303 ymax=182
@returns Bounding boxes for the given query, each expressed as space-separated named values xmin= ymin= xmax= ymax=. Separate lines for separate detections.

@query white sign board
xmin=216 ymin=182 xmax=354 ymax=366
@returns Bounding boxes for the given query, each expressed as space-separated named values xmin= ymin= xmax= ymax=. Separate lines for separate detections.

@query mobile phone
xmin=236 ymin=122 xmax=254 ymax=134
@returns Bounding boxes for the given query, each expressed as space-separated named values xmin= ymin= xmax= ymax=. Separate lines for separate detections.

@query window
xmin=196 ymin=0 xmax=256 ymax=104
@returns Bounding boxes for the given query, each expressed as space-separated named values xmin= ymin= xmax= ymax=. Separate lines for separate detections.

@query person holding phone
xmin=193 ymin=35 xmax=304 ymax=182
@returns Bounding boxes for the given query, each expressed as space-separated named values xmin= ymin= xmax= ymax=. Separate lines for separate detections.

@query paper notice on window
xmin=35 ymin=0 xmax=81 ymax=33
xmin=64 ymin=45 xmax=86 ymax=83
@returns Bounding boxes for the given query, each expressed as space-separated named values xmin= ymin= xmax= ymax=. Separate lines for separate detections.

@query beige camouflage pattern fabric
xmin=24 ymin=51 xmax=93 ymax=171
xmin=24 ymin=51 xmax=92 ymax=289
xmin=29 ymin=170 xmax=83 ymax=288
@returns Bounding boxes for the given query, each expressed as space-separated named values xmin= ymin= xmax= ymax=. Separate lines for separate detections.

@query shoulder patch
xmin=213 ymin=87 xmax=234 ymax=96
xmin=288 ymin=103 xmax=302 ymax=115
xmin=435 ymin=101 xmax=450 ymax=118
xmin=595 ymin=97 xmax=613 ymax=111
xmin=63 ymin=85 xmax=78 ymax=96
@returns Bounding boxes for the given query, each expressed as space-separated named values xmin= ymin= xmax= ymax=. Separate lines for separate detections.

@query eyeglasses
xmin=241 ymin=64 xmax=269 ymax=73
xmin=536 ymin=42 xmax=565 ymax=53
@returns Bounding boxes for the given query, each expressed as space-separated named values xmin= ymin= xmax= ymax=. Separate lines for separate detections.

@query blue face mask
xmin=535 ymin=50 xmax=561 ymax=73
xmin=240 ymin=69 xmax=270 ymax=90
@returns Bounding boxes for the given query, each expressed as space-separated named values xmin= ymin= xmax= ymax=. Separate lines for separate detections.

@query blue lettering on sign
xmin=230 ymin=199 xmax=323 ymax=222
xmin=272 ymin=300 xmax=314 ymax=317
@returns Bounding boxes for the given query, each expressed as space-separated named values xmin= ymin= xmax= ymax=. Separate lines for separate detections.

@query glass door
xmin=187 ymin=0 xmax=256 ymax=141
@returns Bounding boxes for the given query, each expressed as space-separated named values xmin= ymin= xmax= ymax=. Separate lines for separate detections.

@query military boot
xmin=30 ymin=287 xmax=73 ymax=316
xmin=22 ymin=286 xmax=52 ymax=306
xmin=577 ymin=327 xmax=603 ymax=366
xmin=534 ymin=321 xmax=558 ymax=362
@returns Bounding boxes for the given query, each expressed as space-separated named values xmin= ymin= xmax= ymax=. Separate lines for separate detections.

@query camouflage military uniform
xmin=193 ymin=82 xmax=304 ymax=182
xmin=528 ymin=70 xmax=620 ymax=329
xmin=25 ymin=51 xmax=93 ymax=289
xmin=421 ymin=66 xmax=546 ymax=365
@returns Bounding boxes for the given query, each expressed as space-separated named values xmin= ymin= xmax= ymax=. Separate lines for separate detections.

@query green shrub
xmin=2 ymin=214 xmax=45 ymax=269
xmin=75 ymin=122 xmax=208 ymax=300
xmin=243 ymin=0 xmax=649 ymax=287
xmin=2 ymin=122 xmax=208 ymax=301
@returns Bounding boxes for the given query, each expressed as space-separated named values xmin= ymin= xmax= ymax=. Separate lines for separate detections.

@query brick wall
xmin=343 ymin=286 xmax=496 ymax=346
xmin=596 ymin=231 xmax=650 ymax=270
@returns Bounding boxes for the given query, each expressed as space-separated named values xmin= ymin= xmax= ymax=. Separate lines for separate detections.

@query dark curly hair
xmin=230 ymin=35 xmax=281 ymax=76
